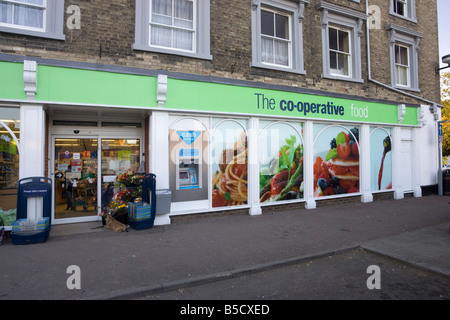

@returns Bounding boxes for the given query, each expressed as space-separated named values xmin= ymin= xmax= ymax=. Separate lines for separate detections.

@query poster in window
xmin=259 ymin=121 xmax=304 ymax=203
xmin=370 ymin=127 xmax=392 ymax=191
xmin=313 ymin=124 xmax=360 ymax=197
xmin=211 ymin=119 xmax=248 ymax=208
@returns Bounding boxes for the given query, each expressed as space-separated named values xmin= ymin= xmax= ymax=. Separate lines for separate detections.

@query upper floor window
xmin=150 ymin=0 xmax=195 ymax=52
xmin=0 ymin=0 xmax=45 ymax=30
xmin=395 ymin=44 xmax=409 ymax=87
xmin=0 ymin=0 xmax=64 ymax=40
xmin=386 ymin=23 xmax=423 ymax=91
xmin=316 ymin=1 xmax=366 ymax=83
xmin=251 ymin=0 xmax=307 ymax=74
xmin=260 ymin=7 xmax=291 ymax=67
xmin=393 ymin=0 xmax=406 ymax=16
xmin=329 ymin=26 xmax=351 ymax=77
xmin=389 ymin=0 xmax=417 ymax=23
xmin=134 ymin=0 xmax=212 ymax=60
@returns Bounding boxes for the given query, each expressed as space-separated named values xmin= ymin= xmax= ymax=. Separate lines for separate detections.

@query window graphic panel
xmin=259 ymin=121 xmax=303 ymax=203
xmin=211 ymin=119 xmax=247 ymax=208
xmin=370 ymin=127 xmax=392 ymax=191
xmin=313 ymin=124 xmax=360 ymax=197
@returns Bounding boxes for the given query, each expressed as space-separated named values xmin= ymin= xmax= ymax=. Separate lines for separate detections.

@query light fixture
xmin=436 ymin=54 xmax=450 ymax=74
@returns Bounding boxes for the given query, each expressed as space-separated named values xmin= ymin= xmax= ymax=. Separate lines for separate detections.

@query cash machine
xmin=176 ymin=148 xmax=201 ymax=190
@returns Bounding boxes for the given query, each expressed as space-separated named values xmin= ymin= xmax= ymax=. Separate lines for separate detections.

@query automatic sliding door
xmin=54 ymin=138 xmax=98 ymax=219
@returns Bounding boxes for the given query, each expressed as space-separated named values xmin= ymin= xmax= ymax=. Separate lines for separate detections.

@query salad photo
xmin=259 ymin=133 xmax=304 ymax=203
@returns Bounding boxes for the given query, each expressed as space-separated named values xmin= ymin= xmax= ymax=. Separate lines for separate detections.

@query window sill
xmin=0 ymin=26 xmax=65 ymax=41
xmin=133 ymin=43 xmax=213 ymax=61
xmin=388 ymin=12 xmax=418 ymax=24
xmin=322 ymin=73 xmax=364 ymax=83
xmin=393 ymin=84 xmax=421 ymax=93
xmin=251 ymin=61 xmax=306 ymax=75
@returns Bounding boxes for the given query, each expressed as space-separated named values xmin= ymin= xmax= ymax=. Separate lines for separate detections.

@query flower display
xmin=100 ymin=170 xmax=144 ymax=222
xmin=117 ymin=169 xmax=144 ymax=187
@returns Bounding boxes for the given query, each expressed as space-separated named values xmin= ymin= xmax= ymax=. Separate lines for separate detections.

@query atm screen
xmin=179 ymin=171 xmax=189 ymax=180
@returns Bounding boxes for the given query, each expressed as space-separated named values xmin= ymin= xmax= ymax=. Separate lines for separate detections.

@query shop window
xmin=370 ymin=127 xmax=392 ymax=192
xmin=134 ymin=0 xmax=212 ymax=60
xmin=313 ymin=124 xmax=360 ymax=197
xmin=0 ymin=107 xmax=20 ymax=226
xmin=316 ymin=1 xmax=366 ymax=83
xmin=389 ymin=0 xmax=417 ymax=23
xmin=259 ymin=121 xmax=304 ymax=203
xmin=386 ymin=23 xmax=423 ymax=92
xmin=211 ymin=119 xmax=247 ymax=208
xmin=251 ymin=0 xmax=306 ymax=74
xmin=0 ymin=0 xmax=65 ymax=40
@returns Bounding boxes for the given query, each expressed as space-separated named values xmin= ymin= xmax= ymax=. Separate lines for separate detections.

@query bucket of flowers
xmin=117 ymin=169 xmax=144 ymax=188
xmin=100 ymin=170 xmax=144 ymax=225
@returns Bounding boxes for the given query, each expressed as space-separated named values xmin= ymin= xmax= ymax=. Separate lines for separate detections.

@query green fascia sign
xmin=165 ymin=78 xmax=418 ymax=126
xmin=35 ymin=65 xmax=158 ymax=108
xmin=0 ymin=61 xmax=418 ymax=126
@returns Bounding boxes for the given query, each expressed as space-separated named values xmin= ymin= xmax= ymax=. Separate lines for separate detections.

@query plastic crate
xmin=128 ymin=217 xmax=155 ymax=230
xmin=11 ymin=228 xmax=50 ymax=245
xmin=12 ymin=177 xmax=52 ymax=245
xmin=128 ymin=202 xmax=152 ymax=220
xmin=12 ymin=218 xmax=50 ymax=232
xmin=0 ymin=227 xmax=5 ymax=245
xmin=128 ymin=202 xmax=155 ymax=230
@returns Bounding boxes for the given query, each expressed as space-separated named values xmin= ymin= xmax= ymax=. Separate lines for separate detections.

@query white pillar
xmin=412 ymin=127 xmax=422 ymax=197
xmin=248 ymin=117 xmax=262 ymax=216
xmin=360 ymin=124 xmax=373 ymax=203
xmin=392 ymin=126 xmax=404 ymax=199
xmin=149 ymin=111 xmax=171 ymax=225
xmin=19 ymin=104 xmax=46 ymax=179
xmin=304 ymin=120 xmax=316 ymax=209
xmin=19 ymin=103 xmax=46 ymax=220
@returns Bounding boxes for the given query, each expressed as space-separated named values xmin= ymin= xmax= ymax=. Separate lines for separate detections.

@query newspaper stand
xmin=128 ymin=173 xmax=156 ymax=230
xmin=11 ymin=177 xmax=52 ymax=245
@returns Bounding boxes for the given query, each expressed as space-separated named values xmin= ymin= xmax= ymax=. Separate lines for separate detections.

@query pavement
xmin=0 ymin=194 xmax=449 ymax=301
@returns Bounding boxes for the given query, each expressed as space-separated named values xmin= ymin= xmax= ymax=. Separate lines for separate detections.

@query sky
xmin=438 ymin=0 xmax=450 ymax=69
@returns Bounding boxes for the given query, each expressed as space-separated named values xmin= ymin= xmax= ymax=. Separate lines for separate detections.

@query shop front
xmin=153 ymin=77 xmax=430 ymax=220
xmin=49 ymin=114 xmax=145 ymax=224
xmin=0 ymin=59 xmax=438 ymax=227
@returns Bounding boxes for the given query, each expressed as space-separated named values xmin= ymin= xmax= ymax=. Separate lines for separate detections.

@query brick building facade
xmin=0 ymin=0 xmax=443 ymax=227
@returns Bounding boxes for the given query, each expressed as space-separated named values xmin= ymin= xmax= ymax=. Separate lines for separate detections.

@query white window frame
xmin=0 ymin=0 xmax=65 ymax=40
xmin=149 ymin=0 xmax=197 ymax=53
xmin=316 ymin=1 xmax=366 ymax=83
xmin=394 ymin=44 xmax=410 ymax=87
xmin=251 ymin=0 xmax=307 ymax=75
xmin=389 ymin=0 xmax=417 ymax=23
xmin=260 ymin=6 xmax=292 ymax=68
xmin=133 ymin=0 xmax=212 ymax=60
xmin=328 ymin=25 xmax=352 ymax=77
xmin=0 ymin=0 xmax=47 ymax=32
xmin=386 ymin=23 xmax=423 ymax=92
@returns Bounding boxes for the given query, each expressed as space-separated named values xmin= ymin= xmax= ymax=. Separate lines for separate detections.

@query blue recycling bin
xmin=128 ymin=173 xmax=156 ymax=230
xmin=11 ymin=177 xmax=52 ymax=245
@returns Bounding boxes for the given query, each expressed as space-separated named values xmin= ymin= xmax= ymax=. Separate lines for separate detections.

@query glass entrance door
xmin=54 ymin=138 xmax=98 ymax=219
xmin=100 ymin=139 xmax=141 ymax=211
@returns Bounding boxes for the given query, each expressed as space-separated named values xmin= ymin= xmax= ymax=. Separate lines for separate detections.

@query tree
xmin=441 ymin=72 xmax=450 ymax=157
